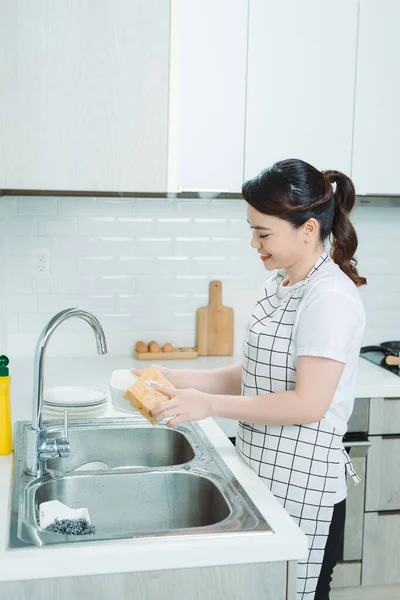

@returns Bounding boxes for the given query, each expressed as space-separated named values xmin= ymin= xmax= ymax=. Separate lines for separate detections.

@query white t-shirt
xmin=275 ymin=258 xmax=366 ymax=502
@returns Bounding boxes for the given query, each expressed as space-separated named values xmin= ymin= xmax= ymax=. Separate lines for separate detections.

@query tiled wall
xmin=0 ymin=196 xmax=399 ymax=358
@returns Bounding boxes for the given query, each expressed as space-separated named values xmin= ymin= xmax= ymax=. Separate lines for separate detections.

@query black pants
xmin=314 ymin=498 xmax=346 ymax=599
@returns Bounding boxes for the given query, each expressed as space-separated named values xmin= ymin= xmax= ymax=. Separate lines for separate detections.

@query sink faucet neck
xmin=25 ymin=308 xmax=108 ymax=477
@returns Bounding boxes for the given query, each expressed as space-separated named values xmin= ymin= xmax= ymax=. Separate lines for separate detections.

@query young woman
xmin=133 ymin=158 xmax=366 ymax=600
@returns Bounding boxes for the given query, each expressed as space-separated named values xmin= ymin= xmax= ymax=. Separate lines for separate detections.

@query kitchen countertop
xmin=0 ymin=354 xmax=309 ymax=583
xmin=1 ymin=353 xmax=399 ymax=583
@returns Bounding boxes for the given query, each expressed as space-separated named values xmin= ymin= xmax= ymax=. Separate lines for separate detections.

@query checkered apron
xmin=236 ymin=251 xmax=360 ymax=599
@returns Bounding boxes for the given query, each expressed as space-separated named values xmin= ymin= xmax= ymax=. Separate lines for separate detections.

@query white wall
xmin=0 ymin=196 xmax=399 ymax=358
xmin=0 ymin=211 xmax=6 ymax=354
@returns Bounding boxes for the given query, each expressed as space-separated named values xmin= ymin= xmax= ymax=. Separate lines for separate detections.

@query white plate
xmin=43 ymin=386 xmax=107 ymax=408
xmin=43 ymin=404 xmax=107 ymax=420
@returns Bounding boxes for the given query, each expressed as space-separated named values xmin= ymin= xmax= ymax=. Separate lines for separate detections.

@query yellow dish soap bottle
xmin=0 ymin=355 xmax=12 ymax=455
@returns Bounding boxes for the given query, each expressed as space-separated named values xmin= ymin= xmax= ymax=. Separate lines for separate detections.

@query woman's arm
xmin=150 ymin=356 xmax=345 ymax=427
xmin=211 ymin=356 xmax=344 ymax=425
xmin=132 ymin=363 xmax=242 ymax=395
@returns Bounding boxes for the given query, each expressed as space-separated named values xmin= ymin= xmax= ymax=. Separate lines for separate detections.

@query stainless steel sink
xmin=9 ymin=417 xmax=273 ymax=547
xmin=46 ymin=422 xmax=195 ymax=473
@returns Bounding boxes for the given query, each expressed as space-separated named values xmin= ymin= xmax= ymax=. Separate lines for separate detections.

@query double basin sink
xmin=9 ymin=417 xmax=272 ymax=547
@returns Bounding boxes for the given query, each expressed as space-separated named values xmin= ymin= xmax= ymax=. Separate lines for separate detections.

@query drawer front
xmin=362 ymin=512 xmax=400 ymax=586
xmin=343 ymin=454 xmax=367 ymax=560
xmin=369 ymin=397 xmax=400 ymax=435
xmin=331 ymin=562 xmax=361 ymax=588
xmin=366 ymin=436 xmax=400 ymax=511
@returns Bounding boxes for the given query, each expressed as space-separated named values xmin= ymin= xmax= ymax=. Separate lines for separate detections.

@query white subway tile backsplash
xmin=135 ymin=274 xmax=175 ymax=294
xmin=176 ymin=200 xmax=211 ymax=218
xmin=59 ymin=197 xmax=97 ymax=217
xmin=8 ymin=254 xmax=33 ymax=276
xmin=136 ymin=237 xmax=173 ymax=256
xmin=18 ymin=197 xmax=58 ymax=216
xmin=1 ymin=197 xmax=400 ymax=356
xmin=212 ymin=200 xmax=246 ymax=218
xmin=58 ymin=236 xmax=97 ymax=255
xmin=38 ymin=217 xmax=77 ymax=236
xmin=77 ymin=256 xmax=115 ymax=277
xmin=5 ymin=216 xmax=37 ymax=235
xmin=0 ymin=198 xmax=18 ymax=215
xmin=98 ymin=275 xmax=133 ymax=294
xmin=97 ymin=237 xmax=135 ymax=256
xmin=36 ymin=294 xmax=80 ymax=314
xmin=32 ymin=279 xmax=53 ymax=294
xmin=82 ymin=295 xmax=115 ymax=313
xmin=97 ymin=198 xmax=135 ymax=217
xmin=7 ymin=294 xmax=38 ymax=314
xmin=117 ymin=217 xmax=155 ymax=237
xmin=7 ymin=274 xmax=32 ymax=294
xmin=136 ymin=199 xmax=175 ymax=217
xmin=78 ymin=217 xmax=117 ymax=236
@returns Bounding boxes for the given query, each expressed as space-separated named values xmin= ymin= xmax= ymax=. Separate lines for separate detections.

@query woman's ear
xmin=303 ymin=218 xmax=319 ymax=242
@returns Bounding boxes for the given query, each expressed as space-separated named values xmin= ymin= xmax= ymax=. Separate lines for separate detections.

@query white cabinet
xmin=352 ymin=0 xmax=400 ymax=195
xmin=244 ymin=0 xmax=359 ymax=180
xmin=0 ymin=0 xmax=170 ymax=192
xmin=168 ymin=0 xmax=248 ymax=193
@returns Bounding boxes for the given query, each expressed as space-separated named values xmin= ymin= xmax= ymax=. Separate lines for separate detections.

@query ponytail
xmin=323 ymin=170 xmax=367 ymax=287
xmin=243 ymin=159 xmax=367 ymax=288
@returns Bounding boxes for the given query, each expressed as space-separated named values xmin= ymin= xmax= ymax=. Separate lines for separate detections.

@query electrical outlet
xmin=33 ymin=247 xmax=50 ymax=278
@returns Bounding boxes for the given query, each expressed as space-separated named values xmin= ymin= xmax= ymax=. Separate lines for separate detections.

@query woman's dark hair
xmin=242 ymin=158 xmax=367 ymax=287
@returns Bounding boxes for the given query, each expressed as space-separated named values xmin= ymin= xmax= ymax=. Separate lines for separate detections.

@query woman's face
xmin=247 ymin=203 xmax=312 ymax=272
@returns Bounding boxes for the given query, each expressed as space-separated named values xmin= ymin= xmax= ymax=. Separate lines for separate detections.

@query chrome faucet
xmin=24 ymin=308 xmax=108 ymax=477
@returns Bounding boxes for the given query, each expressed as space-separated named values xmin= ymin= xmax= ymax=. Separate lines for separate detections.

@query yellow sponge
xmin=123 ymin=365 xmax=174 ymax=425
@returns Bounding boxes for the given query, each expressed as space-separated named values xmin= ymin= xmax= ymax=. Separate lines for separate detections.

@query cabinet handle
xmin=378 ymin=510 xmax=400 ymax=516
xmin=343 ymin=440 xmax=371 ymax=448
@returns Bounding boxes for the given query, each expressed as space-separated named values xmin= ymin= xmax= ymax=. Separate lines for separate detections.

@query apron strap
xmin=342 ymin=448 xmax=361 ymax=486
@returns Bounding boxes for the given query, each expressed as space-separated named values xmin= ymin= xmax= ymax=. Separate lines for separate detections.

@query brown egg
xmin=135 ymin=341 xmax=148 ymax=353
xmin=162 ymin=343 xmax=173 ymax=353
xmin=149 ymin=341 xmax=160 ymax=353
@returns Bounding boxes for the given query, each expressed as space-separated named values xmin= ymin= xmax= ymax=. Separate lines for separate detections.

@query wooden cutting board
xmin=196 ymin=281 xmax=234 ymax=356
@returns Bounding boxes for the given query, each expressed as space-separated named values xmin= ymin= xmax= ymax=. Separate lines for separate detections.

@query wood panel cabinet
xmin=362 ymin=512 xmax=400 ymax=586
xmin=0 ymin=0 xmax=170 ymax=192
xmin=169 ymin=0 xmax=248 ymax=193
xmin=369 ymin=397 xmax=400 ymax=435
xmin=365 ymin=435 xmax=400 ymax=512
xmin=244 ymin=0 xmax=359 ymax=180
xmin=352 ymin=0 xmax=400 ymax=194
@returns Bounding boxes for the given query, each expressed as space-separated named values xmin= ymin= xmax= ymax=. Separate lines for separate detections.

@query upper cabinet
xmin=0 ymin=0 xmax=170 ymax=192
xmin=244 ymin=0 xmax=359 ymax=181
xmin=168 ymin=0 xmax=248 ymax=193
xmin=352 ymin=0 xmax=400 ymax=195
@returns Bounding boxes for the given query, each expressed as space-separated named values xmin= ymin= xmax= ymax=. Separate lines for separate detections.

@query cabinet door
xmin=362 ymin=512 xmax=400 ymax=586
xmin=244 ymin=0 xmax=359 ymax=179
xmin=369 ymin=397 xmax=400 ymax=435
xmin=0 ymin=0 xmax=170 ymax=192
xmin=331 ymin=562 xmax=361 ymax=588
xmin=365 ymin=436 xmax=400 ymax=512
xmin=169 ymin=0 xmax=248 ymax=193
xmin=352 ymin=0 xmax=400 ymax=194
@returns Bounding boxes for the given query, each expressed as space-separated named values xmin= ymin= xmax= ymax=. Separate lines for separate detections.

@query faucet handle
xmin=54 ymin=409 xmax=70 ymax=459
xmin=63 ymin=408 xmax=69 ymax=439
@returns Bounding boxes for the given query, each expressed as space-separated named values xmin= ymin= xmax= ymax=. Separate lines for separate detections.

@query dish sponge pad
xmin=123 ymin=365 xmax=174 ymax=425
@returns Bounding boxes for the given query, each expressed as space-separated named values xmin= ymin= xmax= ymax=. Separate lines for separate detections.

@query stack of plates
xmin=43 ymin=386 xmax=108 ymax=419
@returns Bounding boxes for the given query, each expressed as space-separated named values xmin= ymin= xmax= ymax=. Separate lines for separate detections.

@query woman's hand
xmin=131 ymin=364 xmax=182 ymax=389
xmin=148 ymin=382 xmax=214 ymax=427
